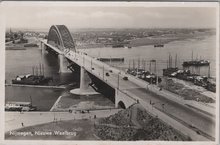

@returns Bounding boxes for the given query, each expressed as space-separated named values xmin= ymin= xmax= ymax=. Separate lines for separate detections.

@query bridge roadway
xmin=42 ymin=41 xmax=215 ymax=141
xmin=65 ymin=50 xmax=215 ymax=140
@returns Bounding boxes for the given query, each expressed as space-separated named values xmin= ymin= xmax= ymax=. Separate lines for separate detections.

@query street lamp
xmin=29 ymin=96 xmax=32 ymax=106
xmin=117 ymin=72 xmax=120 ymax=90
xmin=151 ymin=102 xmax=155 ymax=111
xmin=91 ymin=59 xmax=93 ymax=71
xmin=83 ymin=55 xmax=85 ymax=67
xmin=162 ymin=103 xmax=165 ymax=111
xmin=103 ymin=65 xmax=105 ymax=80
xmin=146 ymin=84 xmax=150 ymax=101
xmin=53 ymin=112 xmax=56 ymax=122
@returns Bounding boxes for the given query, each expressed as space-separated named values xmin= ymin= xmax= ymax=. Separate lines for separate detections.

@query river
xmin=83 ymin=35 xmax=216 ymax=77
xmin=5 ymin=46 xmax=77 ymax=111
xmin=5 ymin=33 xmax=216 ymax=111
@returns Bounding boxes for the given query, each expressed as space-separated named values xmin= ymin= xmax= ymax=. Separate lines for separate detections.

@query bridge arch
xmin=47 ymin=25 xmax=76 ymax=52
xmin=118 ymin=101 xmax=126 ymax=109
xmin=115 ymin=89 xmax=137 ymax=109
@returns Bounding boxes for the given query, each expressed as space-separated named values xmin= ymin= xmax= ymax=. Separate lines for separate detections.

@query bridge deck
xmin=43 ymin=41 xmax=215 ymax=141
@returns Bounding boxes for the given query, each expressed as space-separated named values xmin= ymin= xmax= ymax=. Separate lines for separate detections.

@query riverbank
xmin=5 ymin=85 xmax=63 ymax=111
xmin=5 ymin=84 xmax=66 ymax=89
xmin=77 ymin=30 xmax=215 ymax=49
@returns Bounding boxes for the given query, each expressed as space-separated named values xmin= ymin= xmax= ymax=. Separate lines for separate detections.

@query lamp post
xmin=128 ymin=59 xmax=131 ymax=70
xmin=53 ymin=112 xmax=56 ymax=122
xmin=91 ymin=59 xmax=93 ymax=71
xmin=103 ymin=65 xmax=104 ymax=80
xmin=208 ymin=63 xmax=211 ymax=78
xmin=110 ymin=56 xmax=112 ymax=66
xmin=151 ymin=102 xmax=155 ymax=111
xmin=162 ymin=103 xmax=165 ymax=111
xmin=117 ymin=72 xmax=120 ymax=90
xmin=83 ymin=55 xmax=85 ymax=67
xmin=29 ymin=96 xmax=32 ymax=106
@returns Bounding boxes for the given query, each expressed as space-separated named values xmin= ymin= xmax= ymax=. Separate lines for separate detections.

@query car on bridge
xmin=123 ymin=76 xmax=128 ymax=80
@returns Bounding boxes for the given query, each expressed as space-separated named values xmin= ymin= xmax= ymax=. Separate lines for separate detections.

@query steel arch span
xmin=47 ymin=25 xmax=76 ymax=52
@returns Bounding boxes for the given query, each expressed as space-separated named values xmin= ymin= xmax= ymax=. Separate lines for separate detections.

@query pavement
xmin=5 ymin=109 xmax=121 ymax=133
xmin=5 ymin=84 xmax=65 ymax=89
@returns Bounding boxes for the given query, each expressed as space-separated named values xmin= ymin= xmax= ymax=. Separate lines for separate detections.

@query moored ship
xmin=12 ymin=74 xmax=52 ymax=85
xmin=154 ymin=44 xmax=164 ymax=47
xmin=98 ymin=57 xmax=124 ymax=62
xmin=182 ymin=60 xmax=210 ymax=67
xmin=5 ymin=101 xmax=37 ymax=111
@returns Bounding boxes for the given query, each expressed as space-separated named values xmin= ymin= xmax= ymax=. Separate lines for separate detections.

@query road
xmin=5 ymin=109 xmax=120 ymax=133
xmin=65 ymin=49 xmax=215 ymax=140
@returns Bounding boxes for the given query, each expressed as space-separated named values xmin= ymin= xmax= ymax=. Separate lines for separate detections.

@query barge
xmin=154 ymin=44 xmax=164 ymax=47
xmin=12 ymin=74 xmax=52 ymax=85
xmin=98 ymin=57 xmax=124 ymax=62
xmin=5 ymin=101 xmax=37 ymax=111
xmin=126 ymin=68 xmax=162 ymax=84
xmin=182 ymin=60 xmax=210 ymax=67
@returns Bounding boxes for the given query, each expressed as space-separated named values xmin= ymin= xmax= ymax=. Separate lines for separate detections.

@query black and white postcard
xmin=0 ymin=1 xmax=219 ymax=145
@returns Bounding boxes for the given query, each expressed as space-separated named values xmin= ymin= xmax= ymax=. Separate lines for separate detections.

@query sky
xmin=2 ymin=2 xmax=218 ymax=30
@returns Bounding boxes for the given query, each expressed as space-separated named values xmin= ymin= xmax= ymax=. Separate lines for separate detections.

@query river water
xmin=83 ymin=35 xmax=216 ymax=77
xmin=5 ymin=34 xmax=216 ymax=110
xmin=5 ymin=46 xmax=77 ymax=111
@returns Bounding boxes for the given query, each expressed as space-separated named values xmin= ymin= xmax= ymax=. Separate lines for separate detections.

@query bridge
xmin=40 ymin=25 xmax=215 ymax=141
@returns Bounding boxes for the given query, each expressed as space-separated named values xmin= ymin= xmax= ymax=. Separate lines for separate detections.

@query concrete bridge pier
xmin=58 ymin=54 xmax=71 ymax=73
xmin=115 ymin=89 xmax=119 ymax=108
xmin=70 ymin=66 xmax=98 ymax=95
xmin=40 ymin=42 xmax=46 ymax=54
xmin=58 ymin=54 xmax=65 ymax=73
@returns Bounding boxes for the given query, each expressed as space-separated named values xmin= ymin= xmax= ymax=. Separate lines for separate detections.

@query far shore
xmin=76 ymin=32 xmax=215 ymax=49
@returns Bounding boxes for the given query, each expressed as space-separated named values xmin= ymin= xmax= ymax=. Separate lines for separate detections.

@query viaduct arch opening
xmin=118 ymin=101 xmax=126 ymax=109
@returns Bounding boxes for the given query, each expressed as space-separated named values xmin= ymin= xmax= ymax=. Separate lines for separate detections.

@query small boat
xmin=154 ymin=44 xmax=164 ymax=47
xmin=112 ymin=44 xmax=124 ymax=48
xmin=12 ymin=74 xmax=52 ymax=85
xmin=5 ymin=101 xmax=37 ymax=111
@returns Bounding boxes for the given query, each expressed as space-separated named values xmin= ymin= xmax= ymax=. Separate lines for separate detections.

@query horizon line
xmin=5 ymin=26 xmax=216 ymax=31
